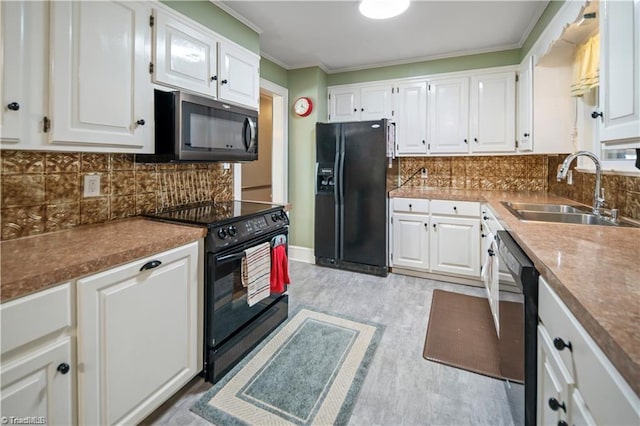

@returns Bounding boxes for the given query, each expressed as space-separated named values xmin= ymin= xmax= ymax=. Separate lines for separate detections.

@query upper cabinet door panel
xmin=599 ymin=0 xmax=640 ymax=142
xmin=218 ymin=42 xmax=259 ymax=110
xmin=153 ymin=9 xmax=218 ymax=98
xmin=50 ymin=1 xmax=152 ymax=151
xmin=396 ymin=81 xmax=427 ymax=154
xmin=517 ymin=56 xmax=533 ymax=152
xmin=428 ymin=77 xmax=470 ymax=154
xmin=329 ymin=88 xmax=359 ymax=122
xmin=470 ymin=71 xmax=515 ymax=153
xmin=360 ymin=85 xmax=393 ymax=121
xmin=0 ymin=1 xmax=49 ymax=147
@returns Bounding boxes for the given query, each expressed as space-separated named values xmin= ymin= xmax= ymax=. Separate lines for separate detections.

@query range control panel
xmin=209 ymin=209 xmax=289 ymax=252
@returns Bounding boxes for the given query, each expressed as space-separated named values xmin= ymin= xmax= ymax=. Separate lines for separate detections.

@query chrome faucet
xmin=557 ymin=151 xmax=604 ymax=215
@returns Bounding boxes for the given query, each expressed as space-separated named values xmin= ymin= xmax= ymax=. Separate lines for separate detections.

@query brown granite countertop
xmin=390 ymin=187 xmax=640 ymax=395
xmin=0 ymin=218 xmax=207 ymax=303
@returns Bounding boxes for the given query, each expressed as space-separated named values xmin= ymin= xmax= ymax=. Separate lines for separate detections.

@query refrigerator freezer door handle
xmin=338 ymin=150 xmax=345 ymax=259
xmin=333 ymin=152 xmax=340 ymax=205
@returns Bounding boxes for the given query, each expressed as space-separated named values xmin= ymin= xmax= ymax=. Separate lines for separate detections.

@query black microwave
xmin=137 ymin=90 xmax=258 ymax=163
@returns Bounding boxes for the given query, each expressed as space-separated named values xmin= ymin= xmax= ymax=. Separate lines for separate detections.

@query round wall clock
xmin=293 ymin=97 xmax=313 ymax=117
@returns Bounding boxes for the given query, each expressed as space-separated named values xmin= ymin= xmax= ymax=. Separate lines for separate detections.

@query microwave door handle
xmin=243 ymin=117 xmax=257 ymax=152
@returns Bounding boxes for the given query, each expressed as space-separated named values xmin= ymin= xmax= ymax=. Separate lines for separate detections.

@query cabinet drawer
xmin=392 ymin=198 xmax=429 ymax=214
xmin=1 ymin=283 xmax=72 ymax=354
xmin=431 ymin=199 xmax=479 ymax=217
xmin=538 ymin=278 xmax=639 ymax=425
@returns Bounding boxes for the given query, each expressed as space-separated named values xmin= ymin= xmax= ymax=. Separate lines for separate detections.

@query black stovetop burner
xmin=146 ymin=200 xmax=284 ymax=227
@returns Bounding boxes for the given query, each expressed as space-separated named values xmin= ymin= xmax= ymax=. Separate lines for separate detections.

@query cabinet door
xmin=537 ymin=326 xmax=572 ymax=426
xmin=50 ymin=1 xmax=152 ymax=152
xmin=153 ymin=9 xmax=218 ymax=98
xmin=360 ymin=84 xmax=393 ymax=121
xmin=77 ymin=242 xmax=200 ymax=426
xmin=218 ymin=42 xmax=260 ymax=109
xmin=0 ymin=1 xmax=49 ymax=148
xmin=598 ymin=0 xmax=640 ymax=142
xmin=517 ymin=56 xmax=534 ymax=152
xmin=1 ymin=338 xmax=74 ymax=425
xmin=470 ymin=71 xmax=516 ymax=153
xmin=396 ymin=81 xmax=427 ymax=154
xmin=428 ymin=77 xmax=470 ymax=154
xmin=329 ymin=87 xmax=359 ymax=122
xmin=391 ymin=213 xmax=429 ymax=270
xmin=430 ymin=216 xmax=480 ymax=277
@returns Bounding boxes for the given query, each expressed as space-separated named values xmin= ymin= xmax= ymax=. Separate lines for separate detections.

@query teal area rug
xmin=191 ymin=307 xmax=383 ymax=425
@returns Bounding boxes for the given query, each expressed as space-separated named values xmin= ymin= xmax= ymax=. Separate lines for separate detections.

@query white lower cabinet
xmin=1 ymin=339 xmax=75 ymax=425
xmin=0 ymin=283 xmax=75 ymax=425
xmin=77 ymin=241 xmax=201 ymax=426
xmin=390 ymin=198 xmax=480 ymax=279
xmin=537 ymin=277 xmax=639 ymax=425
xmin=391 ymin=213 xmax=429 ymax=270
xmin=429 ymin=216 xmax=480 ymax=276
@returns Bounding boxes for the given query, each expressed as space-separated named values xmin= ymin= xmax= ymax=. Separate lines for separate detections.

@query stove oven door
xmin=207 ymin=232 xmax=286 ymax=348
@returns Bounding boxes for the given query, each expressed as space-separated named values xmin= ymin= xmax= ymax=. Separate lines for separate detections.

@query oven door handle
xmin=216 ymin=251 xmax=246 ymax=264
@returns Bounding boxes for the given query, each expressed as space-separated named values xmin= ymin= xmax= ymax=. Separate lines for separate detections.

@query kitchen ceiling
xmin=216 ymin=0 xmax=549 ymax=73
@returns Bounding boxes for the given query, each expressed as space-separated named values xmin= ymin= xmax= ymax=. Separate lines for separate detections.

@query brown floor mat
xmin=423 ymin=289 xmax=524 ymax=383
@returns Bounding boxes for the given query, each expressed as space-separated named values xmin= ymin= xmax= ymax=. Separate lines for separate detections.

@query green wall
xmin=161 ymin=1 xmax=259 ymax=53
xmin=520 ymin=1 xmax=566 ymax=60
xmin=327 ymin=49 xmax=520 ymax=86
xmin=260 ymin=58 xmax=288 ymax=88
xmin=286 ymin=67 xmax=328 ymax=248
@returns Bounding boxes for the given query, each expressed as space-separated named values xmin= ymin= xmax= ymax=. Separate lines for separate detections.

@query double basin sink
xmin=502 ymin=202 xmax=640 ymax=228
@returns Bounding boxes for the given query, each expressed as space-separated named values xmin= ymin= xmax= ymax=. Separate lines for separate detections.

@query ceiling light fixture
xmin=359 ymin=0 xmax=410 ymax=20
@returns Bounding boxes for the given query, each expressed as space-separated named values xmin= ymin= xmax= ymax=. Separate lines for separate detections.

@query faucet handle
xmin=611 ymin=209 xmax=619 ymax=222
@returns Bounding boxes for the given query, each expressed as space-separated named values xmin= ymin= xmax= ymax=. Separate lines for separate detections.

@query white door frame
xmin=233 ymin=78 xmax=288 ymax=204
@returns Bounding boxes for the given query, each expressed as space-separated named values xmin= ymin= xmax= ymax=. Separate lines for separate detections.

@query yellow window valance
xmin=570 ymin=33 xmax=600 ymax=97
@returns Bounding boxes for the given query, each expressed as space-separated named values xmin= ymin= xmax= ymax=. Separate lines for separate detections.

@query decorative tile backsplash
xmin=400 ymin=155 xmax=549 ymax=192
xmin=0 ymin=150 xmax=233 ymax=240
xmin=399 ymin=154 xmax=640 ymax=220
xmin=547 ymin=155 xmax=640 ymax=220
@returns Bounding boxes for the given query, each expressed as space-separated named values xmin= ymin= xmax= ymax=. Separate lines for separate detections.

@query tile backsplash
xmin=0 ymin=150 xmax=233 ymax=240
xmin=547 ymin=155 xmax=640 ymax=220
xmin=399 ymin=154 xmax=640 ymax=220
xmin=400 ymin=155 xmax=549 ymax=192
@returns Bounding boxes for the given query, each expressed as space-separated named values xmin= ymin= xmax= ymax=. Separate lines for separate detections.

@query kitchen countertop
xmin=0 ymin=217 xmax=207 ymax=303
xmin=390 ymin=187 xmax=640 ymax=396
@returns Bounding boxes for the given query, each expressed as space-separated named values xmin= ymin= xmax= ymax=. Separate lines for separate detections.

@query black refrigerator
xmin=315 ymin=119 xmax=398 ymax=277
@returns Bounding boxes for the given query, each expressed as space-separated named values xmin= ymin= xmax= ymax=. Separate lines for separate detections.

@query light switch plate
xmin=84 ymin=174 xmax=101 ymax=197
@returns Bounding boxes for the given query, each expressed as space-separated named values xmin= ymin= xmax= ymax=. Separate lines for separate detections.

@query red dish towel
xmin=270 ymin=245 xmax=291 ymax=293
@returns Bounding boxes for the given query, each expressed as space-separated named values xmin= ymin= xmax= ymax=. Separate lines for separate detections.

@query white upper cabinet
xmin=360 ymin=84 xmax=393 ymax=121
xmin=598 ymin=0 xmax=640 ymax=142
xmin=329 ymin=87 xmax=359 ymax=122
xmin=469 ymin=71 xmax=516 ymax=152
xmin=218 ymin=42 xmax=260 ymax=110
xmin=0 ymin=1 xmax=49 ymax=149
xmin=427 ymin=77 xmax=470 ymax=153
xmin=152 ymin=9 xmax=219 ymax=98
xmin=395 ymin=81 xmax=428 ymax=154
xmin=50 ymin=1 xmax=153 ymax=152
xmin=328 ymin=84 xmax=393 ymax=122
xmin=517 ymin=56 xmax=534 ymax=151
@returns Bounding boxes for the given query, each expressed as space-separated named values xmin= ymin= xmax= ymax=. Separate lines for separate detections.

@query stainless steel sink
xmin=503 ymin=202 xmax=590 ymax=214
xmin=501 ymin=202 xmax=640 ymax=228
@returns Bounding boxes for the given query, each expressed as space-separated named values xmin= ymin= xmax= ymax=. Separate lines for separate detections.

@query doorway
xmin=234 ymin=79 xmax=288 ymax=204
xmin=241 ymin=93 xmax=273 ymax=201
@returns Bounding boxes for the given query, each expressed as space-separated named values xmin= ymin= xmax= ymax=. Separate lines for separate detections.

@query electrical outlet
xmin=84 ymin=174 xmax=101 ymax=197
xmin=421 ymin=168 xmax=428 ymax=179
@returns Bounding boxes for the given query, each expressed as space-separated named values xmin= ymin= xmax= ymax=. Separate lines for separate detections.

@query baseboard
xmin=390 ymin=267 xmax=484 ymax=288
xmin=288 ymin=245 xmax=314 ymax=264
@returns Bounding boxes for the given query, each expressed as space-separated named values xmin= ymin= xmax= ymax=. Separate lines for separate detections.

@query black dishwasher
xmin=496 ymin=230 xmax=539 ymax=426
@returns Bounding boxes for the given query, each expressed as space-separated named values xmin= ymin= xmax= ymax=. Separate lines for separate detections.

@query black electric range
xmin=146 ymin=200 xmax=290 ymax=383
